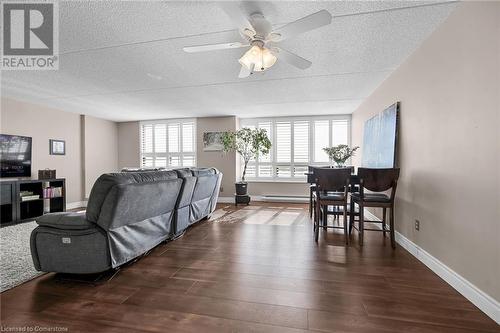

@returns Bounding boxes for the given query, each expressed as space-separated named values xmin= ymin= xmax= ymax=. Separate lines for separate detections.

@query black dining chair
xmin=321 ymin=166 xmax=356 ymax=223
xmin=349 ymin=167 xmax=400 ymax=248
xmin=307 ymin=166 xmax=318 ymax=218
xmin=313 ymin=167 xmax=352 ymax=244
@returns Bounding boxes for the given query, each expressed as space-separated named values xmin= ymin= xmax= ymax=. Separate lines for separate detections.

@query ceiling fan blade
xmin=272 ymin=10 xmax=332 ymax=41
xmin=238 ymin=63 xmax=254 ymax=78
xmin=219 ymin=2 xmax=256 ymax=36
xmin=275 ymin=47 xmax=312 ymax=70
xmin=183 ymin=42 xmax=248 ymax=53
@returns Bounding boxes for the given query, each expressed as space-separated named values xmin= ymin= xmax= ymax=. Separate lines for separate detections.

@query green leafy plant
xmin=222 ymin=128 xmax=272 ymax=182
xmin=323 ymin=144 xmax=360 ymax=167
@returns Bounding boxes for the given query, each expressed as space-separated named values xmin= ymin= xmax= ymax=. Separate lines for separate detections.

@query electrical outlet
xmin=415 ymin=219 xmax=420 ymax=231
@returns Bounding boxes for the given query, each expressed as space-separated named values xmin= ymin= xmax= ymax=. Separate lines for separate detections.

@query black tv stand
xmin=0 ymin=178 xmax=66 ymax=226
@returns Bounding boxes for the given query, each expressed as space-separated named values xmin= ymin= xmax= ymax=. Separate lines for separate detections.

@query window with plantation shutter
xmin=241 ymin=115 xmax=351 ymax=181
xmin=182 ymin=122 xmax=194 ymax=152
xmin=141 ymin=124 xmax=153 ymax=153
xmin=275 ymin=121 xmax=291 ymax=163
xmin=140 ymin=119 xmax=196 ymax=168
xmin=293 ymin=121 xmax=309 ymax=163
xmin=154 ymin=124 xmax=166 ymax=153
xmin=168 ymin=123 xmax=180 ymax=153
xmin=332 ymin=119 xmax=349 ymax=145
xmin=314 ymin=120 xmax=329 ymax=163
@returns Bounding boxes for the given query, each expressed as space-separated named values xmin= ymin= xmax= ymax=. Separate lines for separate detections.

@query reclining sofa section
xmin=30 ymin=168 xmax=222 ymax=274
xmin=174 ymin=168 xmax=222 ymax=235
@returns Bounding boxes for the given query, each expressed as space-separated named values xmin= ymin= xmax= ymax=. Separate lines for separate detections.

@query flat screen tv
xmin=361 ymin=102 xmax=399 ymax=168
xmin=0 ymin=134 xmax=32 ymax=178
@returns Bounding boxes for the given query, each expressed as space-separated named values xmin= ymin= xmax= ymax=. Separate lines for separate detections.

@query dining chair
xmin=349 ymin=168 xmax=400 ymax=248
xmin=313 ymin=167 xmax=352 ymax=244
xmin=307 ymin=166 xmax=318 ymax=218
xmin=321 ymin=166 xmax=356 ymax=223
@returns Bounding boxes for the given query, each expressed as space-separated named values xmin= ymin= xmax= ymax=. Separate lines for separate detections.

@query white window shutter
xmin=182 ymin=122 xmax=194 ymax=152
xmin=332 ymin=119 xmax=349 ymax=145
xmin=293 ymin=120 xmax=309 ymax=163
xmin=314 ymin=120 xmax=329 ymax=162
xmin=168 ymin=123 xmax=180 ymax=153
xmin=141 ymin=119 xmax=196 ymax=169
xmin=141 ymin=124 xmax=153 ymax=154
xmin=276 ymin=121 xmax=291 ymax=163
xmin=154 ymin=124 xmax=167 ymax=153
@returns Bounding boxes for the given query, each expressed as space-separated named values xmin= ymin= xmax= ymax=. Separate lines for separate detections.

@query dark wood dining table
xmin=304 ymin=170 xmax=360 ymax=188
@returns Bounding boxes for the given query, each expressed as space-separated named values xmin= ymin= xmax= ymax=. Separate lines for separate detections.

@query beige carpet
xmin=0 ymin=221 xmax=43 ymax=292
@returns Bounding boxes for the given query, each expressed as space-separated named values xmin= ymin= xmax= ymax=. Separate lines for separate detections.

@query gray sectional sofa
xmin=30 ymin=167 xmax=222 ymax=274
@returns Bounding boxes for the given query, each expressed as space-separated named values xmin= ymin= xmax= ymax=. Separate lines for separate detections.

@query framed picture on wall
xmin=49 ymin=139 xmax=66 ymax=155
xmin=203 ymin=132 xmax=224 ymax=152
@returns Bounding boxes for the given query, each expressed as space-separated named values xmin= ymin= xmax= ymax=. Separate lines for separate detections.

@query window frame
xmin=240 ymin=115 xmax=352 ymax=182
xmin=140 ymin=118 xmax=197 ymax=168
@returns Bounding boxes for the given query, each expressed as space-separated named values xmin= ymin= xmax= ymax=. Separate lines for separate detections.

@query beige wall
xmin=196 ymin=117 xmax=237 ymax=196
xmin=351 ymin=2 xmax=499 ymax=300
xmin=117 ymin=121 xmax=140 ymax=169
xmin=0 ymin=98 xmax=120 ymax=204
xmin=83 ymin=115 xmax=119 ymax=198
xmin=0 ymin=98 xmax=84 ymax=203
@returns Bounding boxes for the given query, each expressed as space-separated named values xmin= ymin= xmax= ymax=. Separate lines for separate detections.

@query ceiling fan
xmin=182 ymin=4 xmax=332 ymax=78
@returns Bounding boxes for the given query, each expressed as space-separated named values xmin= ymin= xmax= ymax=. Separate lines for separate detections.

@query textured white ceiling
xmin=0 ymin=1 xmax=458 ymax=122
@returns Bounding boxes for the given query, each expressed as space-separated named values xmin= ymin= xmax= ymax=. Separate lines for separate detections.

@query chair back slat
xmin=314 ymin=167 xmax=352 ymax=192
xmin=307 ymin=166 xmax=317 ymax=183
xmin=358 ymin=168 xmax=400 ymax=192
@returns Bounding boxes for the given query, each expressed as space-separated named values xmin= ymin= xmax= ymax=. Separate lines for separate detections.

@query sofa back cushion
xmin=97 ymin=179 xmax=182 ymax=230
xmin=192 ymin=174 xmax=219 ymax=202
xmin=174 ymin=169 xmax=196 ymax=208
xmin=86 ymin=171 xmax=179 ymax=224
xmin=191 ymin=168 xmax=216 ymax=177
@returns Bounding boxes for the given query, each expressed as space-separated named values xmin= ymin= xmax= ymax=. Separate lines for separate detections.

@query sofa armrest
xmin=36 ymin=212 xmax=95 ymax=230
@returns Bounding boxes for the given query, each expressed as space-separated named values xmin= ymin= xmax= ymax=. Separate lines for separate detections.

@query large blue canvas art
xmin=361 ymin=102 xmax=399 ymax=168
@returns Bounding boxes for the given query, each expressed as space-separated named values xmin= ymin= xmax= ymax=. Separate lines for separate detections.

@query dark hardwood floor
xmin=1 ymin=203 xmax=498 ymax=332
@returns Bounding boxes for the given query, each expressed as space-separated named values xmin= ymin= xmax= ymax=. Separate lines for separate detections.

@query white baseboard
xmin=218 ymin=196 xmax=263 ymax=203
xmin=217 ymin=196 xmax=236 ymax=203
xmin=395 ymin=231 xmax=499 ymax=324
xmin=363 ymin=210 xmax=499 ymax=324
xmin=261 ymin=195 xmax=308 ymax=203
xmin=217 ymin=195 xmax=308 ymax=204
xmin=66 ymin=201 xmax=87 ymax=210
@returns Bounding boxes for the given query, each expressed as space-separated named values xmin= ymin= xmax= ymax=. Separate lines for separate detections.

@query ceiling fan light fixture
xmin=238 ymin=45 xmax=277 ymax=72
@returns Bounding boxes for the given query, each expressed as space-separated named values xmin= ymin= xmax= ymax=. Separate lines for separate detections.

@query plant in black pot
xmin=222 ymin=128 xmax=272 ymax=201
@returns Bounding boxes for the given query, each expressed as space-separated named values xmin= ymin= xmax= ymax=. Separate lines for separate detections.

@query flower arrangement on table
xmin=322 ymin=144 xmax=360 ymax=167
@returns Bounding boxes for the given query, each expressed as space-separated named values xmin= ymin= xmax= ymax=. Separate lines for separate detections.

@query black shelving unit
xmin=0 ymin=178 xmax=66 ymax=226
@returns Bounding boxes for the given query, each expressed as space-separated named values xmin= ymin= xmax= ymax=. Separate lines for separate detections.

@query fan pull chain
xmin=261 ymin=48 xmax=264 ymax=71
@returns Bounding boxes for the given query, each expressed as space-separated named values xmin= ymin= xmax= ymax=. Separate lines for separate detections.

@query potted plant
xmin=323 ymin=144 xmax=360 ymax=168
xmin=222 ymin=128 xmax=272 ymax=197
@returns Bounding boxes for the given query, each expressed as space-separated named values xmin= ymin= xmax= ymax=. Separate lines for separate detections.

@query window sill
xmin=244 ymin=179 xmax=308 ymax=184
